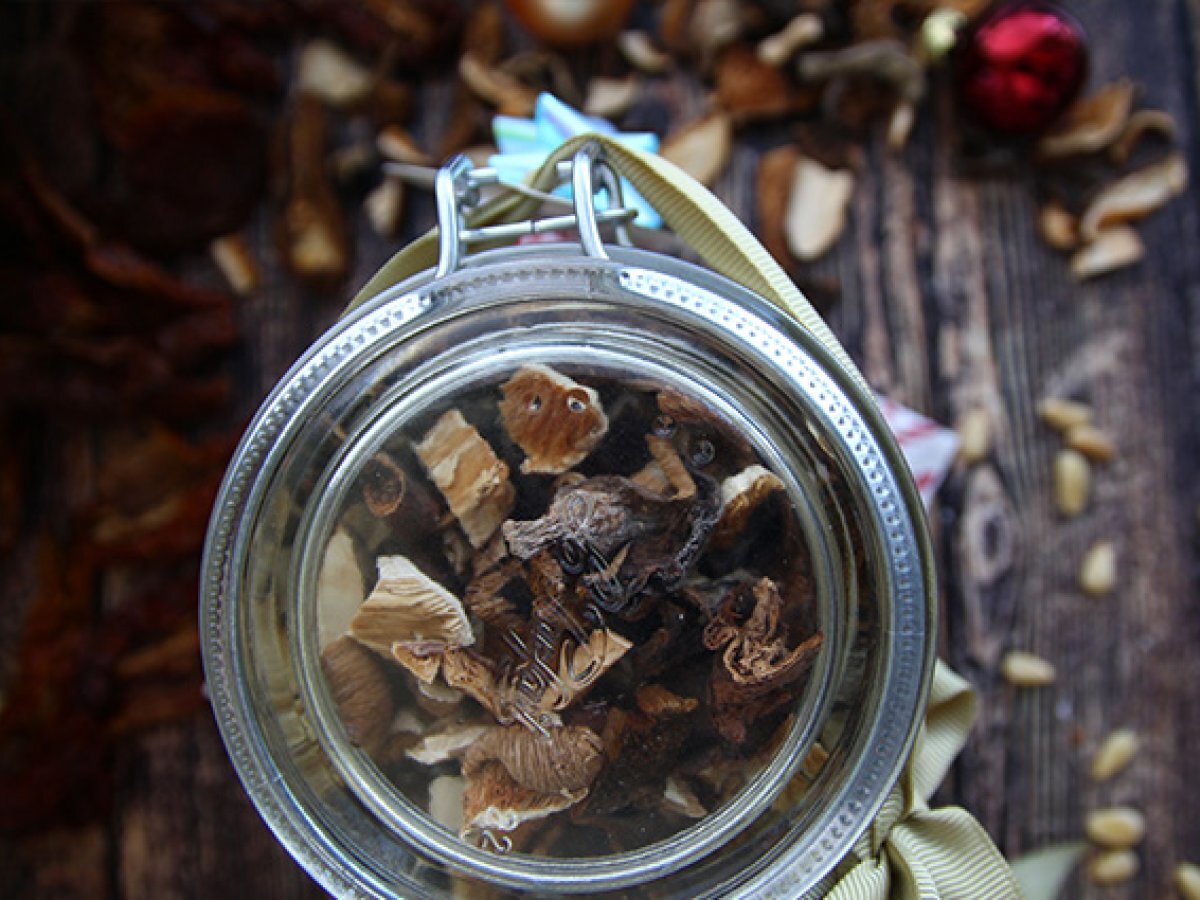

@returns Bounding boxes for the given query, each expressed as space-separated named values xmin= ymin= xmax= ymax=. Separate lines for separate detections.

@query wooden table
xmin=1 ymin=1 xmax=1197 ymax=897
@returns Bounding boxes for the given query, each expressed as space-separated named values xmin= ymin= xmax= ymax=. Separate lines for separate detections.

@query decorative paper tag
xmin=876 ymin=395 xmax=960 ymax=509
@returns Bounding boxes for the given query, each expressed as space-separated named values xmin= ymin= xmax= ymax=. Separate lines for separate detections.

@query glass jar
xmin=201 ymin=149 xmax=935 ymax=899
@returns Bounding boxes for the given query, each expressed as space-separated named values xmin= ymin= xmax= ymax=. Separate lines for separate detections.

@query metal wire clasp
xmin=418 ymin=142 xmax=636 ymax=278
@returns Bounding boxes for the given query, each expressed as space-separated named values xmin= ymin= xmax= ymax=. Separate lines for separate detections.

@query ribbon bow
xmin=828 ymin=662 xmax=1021 ymax=899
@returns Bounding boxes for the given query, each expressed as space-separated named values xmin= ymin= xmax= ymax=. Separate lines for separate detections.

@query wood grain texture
xmin=1 ymin=1 xmax=1198 ymax=897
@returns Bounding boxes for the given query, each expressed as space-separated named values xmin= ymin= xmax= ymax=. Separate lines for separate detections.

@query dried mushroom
xmin=499 ymin=365 xmax=609 ymax=474
xmin=407 ymin=723 xmax=491 ymax=766
xmin=1035 ymin=80 xmax=1137 ymax=161
xmin=415 ymin=409 xmax=516 ymax=547
xmin=349 ymin=555 xmax=475 ymax=660
xmin=711 ymin=465 xmax=786 ymax=548
xmin=502 ymin=474 xmax=721 ymax=620
xmin=321 ymin=636 xmax=394 ymax=752
xmin=360 ymin=452 xmax=407 ymax=517
xmin=785 ymin=155 xmax=856 ymax=262
xmin=1110 ymin=109 xmax=1177 ymax=164
xmin=297 ymin=40 xmax=374 ymax=108
xmin=708 ymin=577 xmax=823 ymax=744
xmin=661 ymin=113 xmax=734 ymax=188
xmin=461 ymin=760 xmax=586 ymax=848
xmin=463 ymin=725 xmax=605 ymax=795
xmin=1078 ymin=153 xmax=1188 ymax=242
xmin=317 ymin=526 xmax=366 ymax=649
xmin=1070 ymin=225 xmax=1145 ymax=281
xmin=320 ymin=365 xmax=822 ymax=858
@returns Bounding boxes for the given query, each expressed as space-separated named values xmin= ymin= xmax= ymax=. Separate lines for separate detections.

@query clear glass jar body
xmin=201 ymin=244 xmax=935 ymax=899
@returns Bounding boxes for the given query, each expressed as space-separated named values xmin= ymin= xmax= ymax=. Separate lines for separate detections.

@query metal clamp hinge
xmin=386 ymin=142 xmax=636 ymax=278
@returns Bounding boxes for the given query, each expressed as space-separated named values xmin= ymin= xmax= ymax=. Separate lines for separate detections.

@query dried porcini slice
xmin=349 ymin=555 xmax=475 ymax=662
xmin=407 ymin=722 xmax=491 ymax=766
xmin=499 ymin=364 xmax=609 ymax=474
xmin=461 ymin=760 xmax=586 ymax=846
xmin=1078 ymin=153 xmax=1188 ymax=242
xmin=415 ymin=409 xmax=516 ymax=547
xmin=711 ymin=465 xmax=786 ymax=548
xmin=708 ymin=577 xmax=823 ymax=745
xmin=462 ymin=724 xmax=605 ymax=795
xmin=1035 ymin=79 xmax=1137 ymax=161
xmin=503 ymin=474 xmax=720 ymax=620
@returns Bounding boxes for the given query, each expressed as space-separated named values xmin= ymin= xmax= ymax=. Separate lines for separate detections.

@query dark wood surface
xmin=1 ymin=1 xmax=1198 ymax=898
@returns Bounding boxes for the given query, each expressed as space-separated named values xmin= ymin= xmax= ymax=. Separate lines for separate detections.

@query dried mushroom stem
xmin=758 ymin=14 xmax=825 ymax=67
xmin=279 ymin=94 xmax=349 ymax=284
xmin=645 ymin=434 xmax=697 ymax=499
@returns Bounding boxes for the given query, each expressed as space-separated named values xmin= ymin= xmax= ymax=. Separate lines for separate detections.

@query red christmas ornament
xmin=956 ymin=2 xmax=1088 ymax=136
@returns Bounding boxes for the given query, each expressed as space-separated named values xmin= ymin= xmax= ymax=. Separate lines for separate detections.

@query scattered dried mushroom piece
xmin=1078 ymin=153 xmax=1188 ymax=242
xmin=1035 ymin=79 xmax=1137 ymax=161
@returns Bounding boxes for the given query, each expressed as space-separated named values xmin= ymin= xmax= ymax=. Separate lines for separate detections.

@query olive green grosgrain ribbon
xmin=351 ymin=135 xmax=1021 ymax=899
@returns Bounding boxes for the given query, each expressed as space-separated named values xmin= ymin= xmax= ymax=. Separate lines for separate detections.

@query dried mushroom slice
xmin=540 ymin=628 xmax=633 ymax=711
xmin=662 ymin=775 xmax=708 ymax=819
xmin=390 ymin=641 xmax=445 ymax=684
xmin=349 ymin=556 xmax=475 ymax=669
xmin=320 ymin=635 xmax=394 ymax=752
xmin=462 ymin=724 xmax=605 ymax=795
xmin=498 ymin=365 xmax=609 ymax=474
xmin=1035 ymin=79 xmax=1137 ymax=161
xmin=635 ymin=683 xmax=700 ymax=717
xmin=317 ymin=526 xmax=366 ymax=650
xmin=441 ymin=647 xmax=506 ymax=720
xmin=711 ymin=465 xmax=786 ymax=549
xmin=415 ymin=409 xmax=515 ymax=547
xmin=407 ymin=722 xmax=491 ymax=766
xmin=461 ymin=760 xmax=587 ymax=849
xmin=1078 ymin=153 xmax=1188 ymax=241
xmin=708 ymin=578 xmax=823 ymax=744
xmin=503 ymin=474 xmax=720 ymax=620
xmin=360 ymin=452 xmax=406 ymax=517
